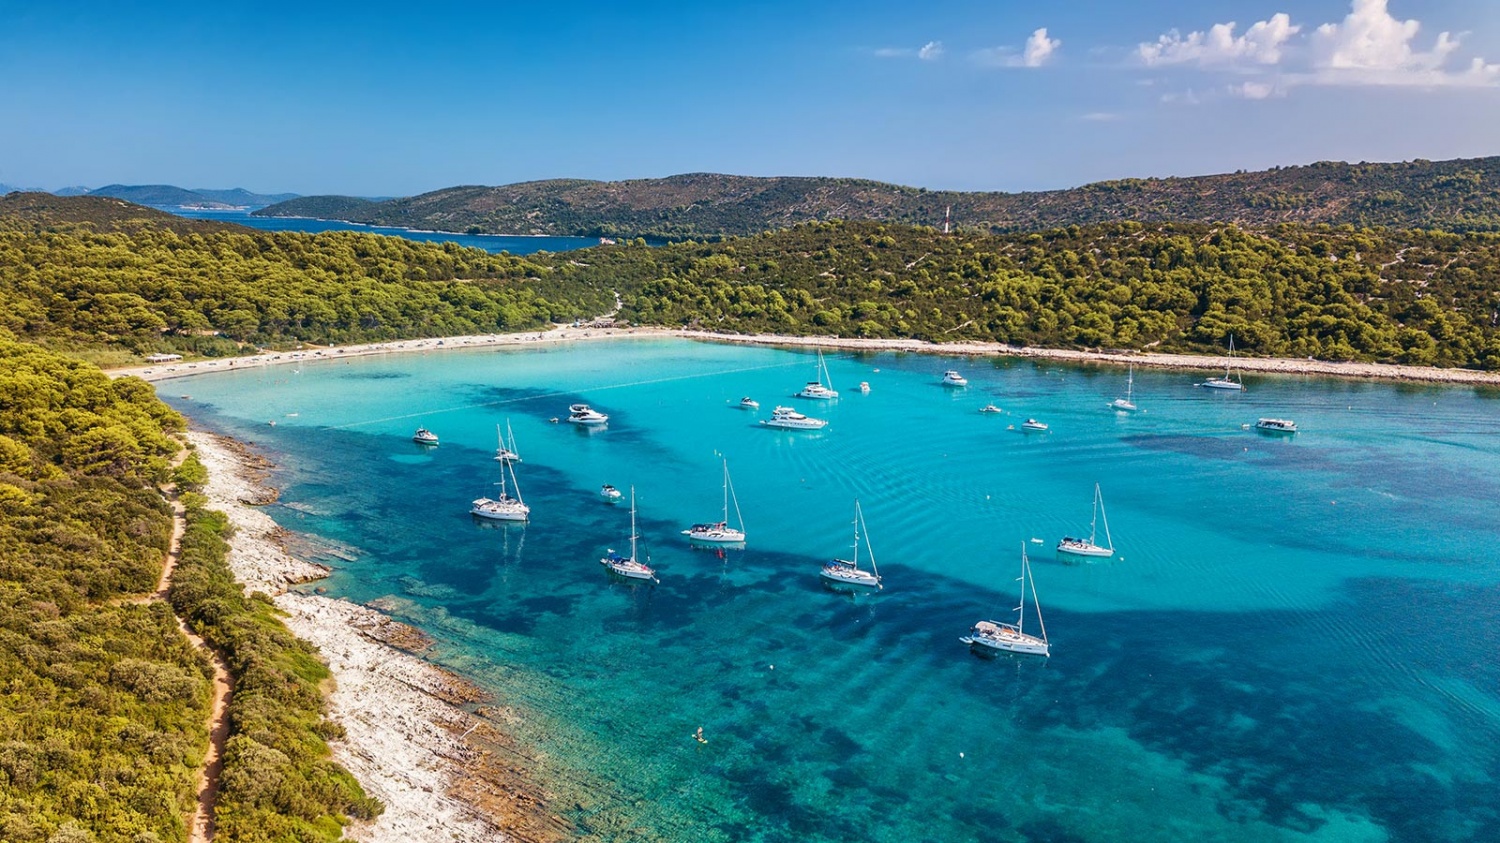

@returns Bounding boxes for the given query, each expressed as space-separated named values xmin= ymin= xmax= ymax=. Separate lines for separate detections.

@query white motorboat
xmin=471 ymin=457 xmax=529 ymax=522
xmin=858 ymin=381 xmax=871 ymax=394
xmin=1199 ymin=335 xmax=1245 ymax=391
xmin=1056 ymin=483 xmax=1114 ymax=559
xmin=493 ymin=420 xmax=522 ymax=462
xmin=600 ymin=484 xmax=623 ymax=502
xmin=820 ymin=499 xmax=882 ymax=589
xmin=795 ymin=350 xmax=839 ymax=399
xmin=1110 ymin=364 xmax=1139 ymax=411
xmin=1255 ymin=417 xmax=1298 ymax=433
xmin=1020 ymin=418 xmax=1049 ymax=432
xmin=961 ymin=543 xmax=1050 ymax=657
xmin=979 ymin=403 xmax=1003 ymax=414
xmin=683 ymin=458 xmax=747 ymax=544
xmin=568 ymin=403 xmax=609 ymax=425
xmin=739 ymin=397 xmax=760 ymax=410
xmin=760 ymin=406 xmax=827 ymax=430
xmin=601 ymin=488 xmax=657 ymax=582
xmin=412 ymin=427 xmax=439 ymax=445
xmin=941 ymin=370 xmax=969 ymax=387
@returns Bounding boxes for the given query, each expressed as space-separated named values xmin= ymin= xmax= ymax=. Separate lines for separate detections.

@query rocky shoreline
xmin=115 ymin=324 xmax=1500 ymax=387
xmin=186 ymin=430 xmax=570 ymax=842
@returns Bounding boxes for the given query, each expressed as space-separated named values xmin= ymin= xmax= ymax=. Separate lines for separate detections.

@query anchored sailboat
xmin=493 ymin=420 xmax=522 ymax=462
xmin=601 ymin=488 xmax=658 ymax=582
xmin=1057 ymin=483 xmax=1113 ymax=559
xmin=796 ymin=350 xmax=839 ymax=399
xmin=683 ymin=458 xmax=746 ymax=543
xmin=470 ymin=455 xmax=529 ymax=522
xmin=961 ymin=543 xmax=1050 ymax=657
xmin=1110 ymin=364 xmax=1138 ymax=411
xmin=820 ymin=499 xmax=882 ymax=589
xmin=1199 ymin=335 xmax=1245 ymax=391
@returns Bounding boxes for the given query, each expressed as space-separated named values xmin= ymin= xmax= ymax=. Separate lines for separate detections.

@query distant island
xmin=83 ymin=184 xmax=301 ymax=208
xmin=254 ymin=156 xmax=1500 ymax=240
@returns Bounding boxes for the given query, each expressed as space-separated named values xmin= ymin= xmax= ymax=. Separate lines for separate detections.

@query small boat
xmin=795 ymin=350 xmax=839 ymax=399
xmin=820 ymin=499 xmax=882 ymax=589
xmin=941 ymin=370 xmax=969 ymax=387
xmin=600 ymin=484 xmax=623 ymax=502
xmin=601 ymin=488 xmax=657 ymax=582
xmin=567 ymin=403 xmax=609 ymax=425
xmin=1021 ymin=418 xmax=1049 ymax=432
xmin=493 ymin=420 xmax=522 ymax=462
xmin=760 ymin=406 xmax=828 ymax=430
xmin=858 ymin=381 xmax=871 ymax=394
xmin=413 ymin=427 xmax=439 ymax=445
xmin=961 ymin=543 xmax=1050 ymax=657
xmin=682 ymin=458 xmax=747 ymax=544
xmin=739 ymin=397 xmax=760 ymax=410
xmin=1255 ymin=417 xmax=1298 ymax=434
xmin=1199 ymin=335 xmax=1245 ymax=391
xmin=1110 ymin=364 xmax=1139 ymax=412
xmin=471 ymin=457 xmax=529 ymax=522
xmin=1056 ymin=483 xmax=1114 ymax=559
xmin=979 ymin=403 xmax=1003 ymax=414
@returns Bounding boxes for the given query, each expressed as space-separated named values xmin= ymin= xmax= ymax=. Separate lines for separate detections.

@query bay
xmin=162 ymin=207 xmax=598 ymax=255
xmin=162 ymin=337 xmax=1500 ymax=842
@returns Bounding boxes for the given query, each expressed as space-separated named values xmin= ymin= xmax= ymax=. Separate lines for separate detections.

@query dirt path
xmin=148 ymin=457 xmax=234 ymax=843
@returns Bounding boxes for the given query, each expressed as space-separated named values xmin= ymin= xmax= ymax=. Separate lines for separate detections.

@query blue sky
xmin=2 ymin=0 xmax=1497 ymax=195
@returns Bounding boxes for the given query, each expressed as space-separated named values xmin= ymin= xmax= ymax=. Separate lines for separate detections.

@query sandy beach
xmin=115 ymin=324 xmax=1500 ymax=387
xmin=187 ymin=430 xmax=567 ymax=843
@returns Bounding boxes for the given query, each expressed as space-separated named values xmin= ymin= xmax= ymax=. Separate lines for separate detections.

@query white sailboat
xmin=796 ymin=350 xmax=839 ymax=399
xmin=1199 ymin=335 xmax=1245 ymax=391
xmin=470 ymin=456 xmax=529 ymax=522
xmin=820 ymin=499 xmax=882 ymax=589
xmin=1110 ymin=364 xmax=1138 ymax=411
xmin=961 ymin=543 xmax=1050 ymax=657
xmin=682 ymin=458 xmax=746 ymax=543
xmin=493 ymin=420 xmax=522 ymax=462
xmin=1056 ymin=483 xmax=1113 ymax=559
xmin=601 ymin=488 xmax=658 ymax=582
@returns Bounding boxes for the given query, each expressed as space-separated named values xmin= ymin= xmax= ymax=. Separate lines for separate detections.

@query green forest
xmin=557 ymin=220 xmax=1500 ymax=369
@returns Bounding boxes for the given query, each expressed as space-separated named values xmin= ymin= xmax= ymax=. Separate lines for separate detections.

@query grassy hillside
xmin=255 ymin=157 xmax=1500 ymax=240
xmin=552 ymin=219 xmax=1500 ymax=369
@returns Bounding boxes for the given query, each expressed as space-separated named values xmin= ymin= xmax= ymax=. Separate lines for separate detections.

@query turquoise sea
xmin=164 ymin=207 xmax=598 ymax=255
xmin=162 ymin=338 xmax=1500 ymax=842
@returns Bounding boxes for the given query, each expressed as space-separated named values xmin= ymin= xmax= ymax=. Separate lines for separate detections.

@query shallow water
xmin=164 ymin=338 xmax=1500 ymax=842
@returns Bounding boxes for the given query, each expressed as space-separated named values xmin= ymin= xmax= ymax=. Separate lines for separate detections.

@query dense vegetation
xmin=257 ymin=157 xmax=1500 ymax=241
xmin=0 ymin=331 xmax=206 ymax=842
xmin=169 ymin=490 xmax=382 ymax=840
xmin=559 ymin=220 xmax=1500 ymax=368
xmin=0 ymin=195 xmax=613 ymax=356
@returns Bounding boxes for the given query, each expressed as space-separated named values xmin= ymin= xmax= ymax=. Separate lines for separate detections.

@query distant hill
xmin=53 ymin=185 xmax=92 ymax=196
xmin=0 ymin=182 xmax=44 ymax=195
xmin=87 ymin=184 xmax=299 ymax=207
xmin=251 ymin=194 xmax=379 ymax=220
xmin=256 ymin=157 xmax=1500 ymax=240
xmin=0 ymin=193 xmax=239 ymax=235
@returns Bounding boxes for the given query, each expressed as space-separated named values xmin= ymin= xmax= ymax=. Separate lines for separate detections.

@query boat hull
xmin=1110 ymin=399 xmax=1137 ymax=411
xmin=761 ymin=419 xmax=826 ymax=430
xmin=601 ymin=558 xmax=656 ymax=581
xmin=962 ymin=633 xmax=1050 ymax=657
xmin=683 ymin=528 xmax=746 ymax=543
xmin=1056 ymin=541 xmax=1111 ymax=558
xmin=471 ymin=506 xmax=529 ymax=522
xmin=1199 ymin=379 xmax=1244 ymax=391
xmin=820 ymin=568 xmax=881 ymax=589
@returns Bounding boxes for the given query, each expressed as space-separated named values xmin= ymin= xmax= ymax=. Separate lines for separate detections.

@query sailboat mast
xmin=860 ymin=503 xmax=879 ymax=578
xmin=629 ymin=487 xmax=638 ymax=561
xmin=850 ymin=500 xmax=861 ymax=568
xmin=1015 ymin=544 xmax=1027 ymax=636
xmin=722 ymin=459 xmax=729 ymax=522
xmin=1126 ymin=365 xmax=1134 ymax=401
xmin=508 ymin=458 xmax=523 ymax=503
xmin=1098 ymin=486 xmax=1113 ymax=551
xmin=725 ymin=461 xmax=745 ymax=531
xmin=1089 ymin=484 xmax=1100 ymax=545
xmin=1027 ymin=548 xmax=1049 ymax=646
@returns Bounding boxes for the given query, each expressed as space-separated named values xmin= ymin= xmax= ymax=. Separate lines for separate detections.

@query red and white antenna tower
xmin=942 ymin=206 xmax=952 ymax=235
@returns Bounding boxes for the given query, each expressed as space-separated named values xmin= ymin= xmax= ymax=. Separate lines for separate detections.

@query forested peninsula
xmin=255 ymin=156 xmax=1500 ymax=241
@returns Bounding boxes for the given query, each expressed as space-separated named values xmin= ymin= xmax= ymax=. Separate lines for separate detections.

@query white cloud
xmin=973 ymin=27 xmax=1061 ymax=68
xmin=918 ymin=40 xmax=944 ymax=61
xmin=1138 ymin=1 xmax=1500 ymax=90
xmin=1139 ymin=13 xmax=1299 ymax=67
xmin=1022 ymin=28 xmax=1061 ymax=67
xmin=874 ymin=41 xmax=944 ymax=61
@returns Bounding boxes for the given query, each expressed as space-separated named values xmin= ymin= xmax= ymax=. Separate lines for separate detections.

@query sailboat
xmin=682 ymin=458 xmax=746 ymax=543
xmin=1110 ymin=364 xmax=1138 ymax=411
xmin=601 ymin=488 xmax=658 ymax=582
xmin=493 ymin=420 xmax=522 ymax=462
xmin=1056 ymin=483 xmax=1113 ymax=559
xmin=1199 ymin=335 xmax=1245 ymax=391
xmin=470 ymin=455 xmax=529 ymax=522
xmin=961 ymin=543 xmax=1050 ymax=657
xmin=819 ymin=499 xmax=882 ymax=589
xmin=795 ymin=350 xmax=839 ymax=399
